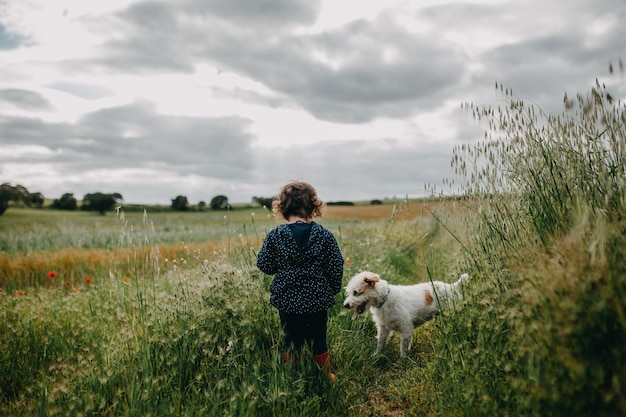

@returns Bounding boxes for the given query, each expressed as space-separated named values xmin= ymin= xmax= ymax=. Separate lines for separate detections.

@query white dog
xmin=343 ymin=271 xmax=469 ymax=356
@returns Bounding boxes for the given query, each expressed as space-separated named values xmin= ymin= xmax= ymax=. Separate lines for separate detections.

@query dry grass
xmin=324 ymin=199 xmax=462 ymax=221
xmin=0 ymin=240 xmax=230 ymax=290
xmin=0 ymin=200 xmax=461 ymax=290
xmin=0 ymin=201 xmax=458 ymax=292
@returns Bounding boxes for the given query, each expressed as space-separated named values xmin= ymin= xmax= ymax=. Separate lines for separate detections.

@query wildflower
xmin=48 ymin=271 xmax=57 ymax=279
xmin=218 ymin=340 xmax=234 ymax=357
xmin=17 ymin=290 xmax=24 ymax=297
xmin=85 ymin=278 xmax=91 ymax=284
xmin=346 ymin=258 xmax=353 ymax=264
xmin=75 ymin=287 xmax=80 ymax=292
xmin=123 ymin=276 xmax=131 ymax=282
xmin=64 ymin=281 xmax=71 ymax=287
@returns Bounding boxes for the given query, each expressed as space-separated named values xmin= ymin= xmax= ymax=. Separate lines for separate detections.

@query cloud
xmin=0 ymin=98 xmax=452 ymax=203
xmin=430 ymin=0 xmax=626 ymax=111
xmin=0 ymin=88 xmax=53 ymax=111
xmin=1 ymin=100 xmax=256 ymax=179
xmin=0 ymin=115 xmax=71 ymax=147
xmin=262 ymin=18 xmax=466 ymax=122
xmin=251 ymin=138 xmax=456 ymax=201
xmin=183 ymin=0 xmax=321 ymax=27
xmin=1 ymin=0 xmax=625 ymax=205
xmin=68 ymin=0 xmax=465 ymax=123
xmin=75 ymin=101 xmax=256 ymax=177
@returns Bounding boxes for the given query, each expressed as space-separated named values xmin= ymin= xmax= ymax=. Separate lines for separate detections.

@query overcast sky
xmin=1 ymin=0 xmax=624 ymax=205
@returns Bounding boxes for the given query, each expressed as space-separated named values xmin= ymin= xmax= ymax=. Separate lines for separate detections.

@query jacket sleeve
xmin=324 ymin=232 xmax=344 ymax=295
xmin=256 ymin=230 xmax=278 ymax=275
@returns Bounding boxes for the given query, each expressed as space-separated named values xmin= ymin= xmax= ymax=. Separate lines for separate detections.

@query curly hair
xmin=272 ymin=181 xmax=325 ymax=220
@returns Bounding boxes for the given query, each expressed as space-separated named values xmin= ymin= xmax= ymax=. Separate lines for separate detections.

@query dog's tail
xmin=453 ymin=273 xmax=469 ymax=290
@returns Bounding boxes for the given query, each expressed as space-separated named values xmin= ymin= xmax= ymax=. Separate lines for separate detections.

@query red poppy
xmin=85 ymin=278 xmax=91 ymax=284
xmin=17 ymin=290 xmax=24 ymax=297
xmin=48 ymin=271 xmax=57 ymax=279
xmin=65 ymin=281 xmax=71 ymax=287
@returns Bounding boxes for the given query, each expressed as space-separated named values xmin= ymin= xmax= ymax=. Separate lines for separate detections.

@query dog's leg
xmin=400 ymin=322 xmax=413 ymax=357
xmin=375 ymin=326 xmax=392 ymax=355
xmin=399 ymin=326 xmax=414 ymax=357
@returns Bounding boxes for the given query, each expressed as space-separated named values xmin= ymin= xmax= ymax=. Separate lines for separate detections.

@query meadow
xmin=1 ymin=81 xmax=625 ymax=416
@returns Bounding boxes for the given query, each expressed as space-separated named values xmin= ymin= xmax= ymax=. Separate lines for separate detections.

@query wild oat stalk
xmin=456 ymin=79 xmax=625 ymax=252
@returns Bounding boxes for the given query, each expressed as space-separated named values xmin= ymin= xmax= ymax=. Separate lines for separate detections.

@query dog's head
xmin=343 ymin=271 xmax=383 ymax=320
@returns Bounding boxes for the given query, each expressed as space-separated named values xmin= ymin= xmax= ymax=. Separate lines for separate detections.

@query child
xmin=256 ymin=181 xmax=344 ymax=381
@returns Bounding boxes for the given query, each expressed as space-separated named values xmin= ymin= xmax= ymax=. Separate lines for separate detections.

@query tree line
xmin=0 ymin=183 xmax=126 ymax=216
xmin=0 ymin=183 xmax=278 ymax=216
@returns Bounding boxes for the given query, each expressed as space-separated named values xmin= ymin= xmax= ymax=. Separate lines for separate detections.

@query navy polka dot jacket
xmin=257 ymin=222 xmax=344 ymax=314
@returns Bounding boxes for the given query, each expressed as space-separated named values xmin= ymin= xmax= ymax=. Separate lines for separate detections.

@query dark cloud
xmin=65 ymin=0 xmax=624 ymax=127
xmin=251 ymin=139 xmax=456 ymax=202
xmin=423 ymin=0 xmax=626 ymax=111
xmin=75 ymin=101 xmax=256 ymax=178
xmin=0 ymin=105 xmax=455 ymax=203
xmin=77 ymin=0 xmax=320 ymax=75
xmin=0 ymin=115 xmax=71 ymax=146
xmin=74 ymin=2 xmax=196 ymax=74
xmin=0 ymin=101 xmax=257 ymax=181
xmin=70 ymin=0 xmax=465 ymax=123
xmin=182 ymin=0 xmax=321 ymax=27
xmin=0 ymin=89 xmax=53 ymax=111
xmin=248 ymin=19 xmax=466 ymax=122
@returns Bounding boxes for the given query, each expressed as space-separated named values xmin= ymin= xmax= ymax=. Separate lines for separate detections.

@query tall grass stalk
xmin=427 ymin=78 xmax=626 ymax=416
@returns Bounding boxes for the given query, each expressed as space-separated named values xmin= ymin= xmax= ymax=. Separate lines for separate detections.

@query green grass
xmin=0 ymin=207 xmax=278 ymax=254
xmin=1 ymin=211 xmax=460 ymax=417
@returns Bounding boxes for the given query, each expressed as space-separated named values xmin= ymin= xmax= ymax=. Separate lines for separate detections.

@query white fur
xmin=343 ymin=271 xmax=469 ymax=356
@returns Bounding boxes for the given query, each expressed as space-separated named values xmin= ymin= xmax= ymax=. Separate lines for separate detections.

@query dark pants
xmin=279 ymin=310 xmax=329 ymax=355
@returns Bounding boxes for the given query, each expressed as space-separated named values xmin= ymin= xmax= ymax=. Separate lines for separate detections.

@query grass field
xmin=0 ymin=200 xmax=466 ymax=416
xmin=1 ymin=82 xmax=625 ymax=416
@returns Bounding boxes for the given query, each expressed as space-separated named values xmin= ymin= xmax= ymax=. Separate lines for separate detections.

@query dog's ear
xmin=363 ymin=273 xmax=380 ymax=287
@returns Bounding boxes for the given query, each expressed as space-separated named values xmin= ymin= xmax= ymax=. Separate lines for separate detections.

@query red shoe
xmin=313 ymin=351 xmax=337 ymax=382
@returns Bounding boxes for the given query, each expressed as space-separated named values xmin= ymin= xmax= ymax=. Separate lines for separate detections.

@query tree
xmin=171 ymin=195 xmax=189 ymax=211
xmin=0 ymin=183 xmax=31 ymax=215
xmin=51 ymin=193 xmax=77 ymax=211
xmin=252 ymin=196 xmax=274 ymax=209
xmin=29 ymin=192 xmax=45 ymax=208
xmin=82 ymin=192 xmax=123 ymax=215
xmin=198 ymin=201 xmax=206 ymax=211
xmin=210 ymin=195 xmax=230 ymax=210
